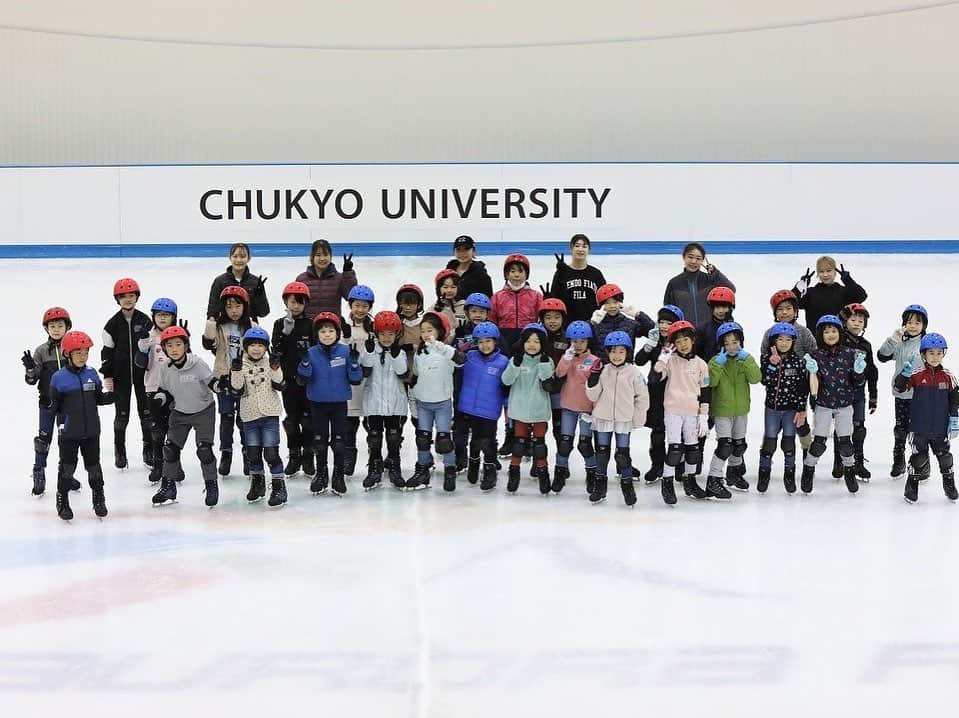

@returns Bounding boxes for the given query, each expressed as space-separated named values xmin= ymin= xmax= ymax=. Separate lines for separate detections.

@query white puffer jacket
xmin=343 ymin=316 xmax=372 ymax=417
xmin=359 ymin=344 xmax=409 ymax=416
xmin=230 ymin=355 xmax=284 ymax=423
xmin=138 ymin=328 xmax=169 ymax=393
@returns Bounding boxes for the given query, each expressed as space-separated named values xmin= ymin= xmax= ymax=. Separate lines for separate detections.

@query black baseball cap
xmin=453 ymin=235 xmax=475 ymax=250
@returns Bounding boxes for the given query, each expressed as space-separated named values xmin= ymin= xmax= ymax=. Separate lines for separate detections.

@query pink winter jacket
xmin=555 ymin=351 xmax=599 ymax=413
xmin=489 ymin=283 xmax=542 ymax=331
xmin=585 ymin=362 xmax=650 ymax=428
xmin=654 ymin=352 xmax=710 ymax=416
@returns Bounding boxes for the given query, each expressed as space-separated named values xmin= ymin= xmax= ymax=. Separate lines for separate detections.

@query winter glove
xmin=133 ymin=350 xmax=149 ymax=371
xmin=869 ymin=397 xmax=878 ymax=414
xmin=768 ymin=347 xmax=781 ymax=366
xmin=795 ymin=267 xmax=814 ymax=296
xmin=282 ymin=309 xmax=295 ymax=336
xmin=512 ymin=352 xmax=523 ymax=367
xmin=151 ymin=390 xmax=173 ymax=413
xmin=647 ymin=326 xmax=660 ymax=343
xmin=714 ymin=351 xmax=728 ymax=366
xmin=390 ymin=343 xmax=402 ymax=359
xmin=737 ymin=349 xmax=750 ymax=362
xmin=541 ymin=377 xmax=556 ymax=392
xmin=697 ymin=414 xmax=709 ymax=438
xmin=269 ymin=352 xmax=281 ymax=370
xmin=563 ymin=347 xmax=576 ymax=362
xmin=254 ymin=275 xmax=268 ymax=295
xmin=102 ymin=377 xmax=114 ymax=392
xmin=838 ymin=263 xmax=852 ymax=284
xmin=137 ymin=336 xmax=151 ymax=354
xmin=890 ymin=327 xmax=905 ymax=343
xmin=21 ymin=350 xmax=36 ymax=371
xmin=900 ymin=359 xmax=915 ymax=376
xmin=217 ymin=375 xmax=232 ymax=394
xmin=364 ymin=336 xmax=376 ymax=353
xmin=178 ymin=319 xmax=190 ymax=335
xmin=341 ymin=321 xmax=352 ymax=340
xmin=348 ymin=347 xmax=360 ymax=365
xmin=853 ymin=352 xmax=866 ymax=374
xmin=540 ymin=352 xmax=550 ymax=363
xmin=554 ymin=253 xmax=566 ymax=269
xmin=658 ymin=345 xmax=676 ymax=364
xmin=231 ymin=356 xmax=243 ymax=373
xmin=539 ymin=282 xmax=552 ymax=298
xmin=950 ymin=416 xmax=959 ymax=440
xmin=804 ymin=355 xmax=819 ymax=374
xmin=342 ymin=253 xmax=354 ymax=272
xmin=586 ymin=360 xmax=603 ymax=388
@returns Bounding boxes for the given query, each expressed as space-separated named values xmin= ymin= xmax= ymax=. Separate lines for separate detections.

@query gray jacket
xmin=878 ymin=332 xmax=923 ymax=399
xmin=158 ymin=354 xmax=216 ymax=415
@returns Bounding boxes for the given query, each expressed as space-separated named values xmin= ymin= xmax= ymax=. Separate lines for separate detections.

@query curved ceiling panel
xmin=0 ymin=0 xmax=952 ymax=48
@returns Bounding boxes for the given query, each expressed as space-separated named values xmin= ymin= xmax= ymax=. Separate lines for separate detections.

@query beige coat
xmin=204 ymin=318 xmax=258 ymax=377
xmin=584 ymin=362 xmax=650 ymax=429
xmin=230 ymin=354 xmax=284 ymax=423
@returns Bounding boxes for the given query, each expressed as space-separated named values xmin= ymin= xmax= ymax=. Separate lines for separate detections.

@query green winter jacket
xmin=707 ymin=352 xmax=761 ymax=417
xmin=502 ymin=352 xmax=555 ymax=423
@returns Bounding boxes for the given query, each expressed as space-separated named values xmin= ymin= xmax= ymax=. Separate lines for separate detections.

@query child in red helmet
xmin=101 ymin=278 xmax=152 ymax=471
xmin=589 ymin=283 xmax=655 ymax=364
xmin=694 ymin=286 xmax=736 ymax=363
xmin=22 ymin=307 xmax=75 ymax=497
xmin=539 ymin=298 xmax=570 ymax=451
xmin=433 ymin=269 xmax=466 ymax=335
xmin=271 ymin=281 xmax=317 ymax=479
xmin=49 ymin=331 xmax=115 ymax=520
xmin=203 ymin=284 xmax=257 ymax=478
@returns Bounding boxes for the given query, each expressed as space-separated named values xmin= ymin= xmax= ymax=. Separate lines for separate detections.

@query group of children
xmin=22 ymin=245 xmax=959 ymax=521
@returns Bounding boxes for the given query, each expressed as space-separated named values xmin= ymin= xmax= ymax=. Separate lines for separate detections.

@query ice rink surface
xmin=2 ymin=252 xmax=958 ymax=716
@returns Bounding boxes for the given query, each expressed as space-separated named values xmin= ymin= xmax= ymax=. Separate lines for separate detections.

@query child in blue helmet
xmin=585 ymin=331 xmax=650 ymax=506
xmin=502 ymin=323 xmax=555 ymax=495
xmin=878 ymin=304 xmax=928 ymax=478
xmin=705 ymin=322 xmax=761 ymax=499
xmin=758 ymin=322 xmax=809 ymax=494
xmin=341 ymin=284 xmax=375 ymax=478
xmin=893 ymin=333 xmax=958 ymax=503
xmin=554 ymin=320 xmax=601 ymax=495
xmin=635 ymin=305 xmax=684 ymax=484
xmin=801 ymin=315 xmax=867 ymax=494
xmin=136 ymin=298 xmax=188 ymax=483
xmin=231 ymin=327 xmax=288 ymax=507
xmin=452 ymin=292 xmax=495 ymax=470
xmin=457 ymin=321 xmax=510 ymax=491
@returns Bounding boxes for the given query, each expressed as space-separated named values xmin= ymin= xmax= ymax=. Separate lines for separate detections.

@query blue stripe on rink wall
xmin=1 ymin=239 xmax=958 ymax=258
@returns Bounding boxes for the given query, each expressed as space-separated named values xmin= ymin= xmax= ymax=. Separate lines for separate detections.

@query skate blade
xmin=904 ymin=496 xmax=917 ymax=504
xmin=152 ymin=499 xmax=177 ymax=507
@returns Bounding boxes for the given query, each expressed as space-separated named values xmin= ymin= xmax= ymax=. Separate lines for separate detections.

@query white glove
xmin=697 ymin=414 xmax=709 ymax=438
xmin=659 ymin=344 xmax=676 ymax=364
xmin=622 ymin=304 xmax=637 ymax=319
xmin=137 ymin=336 xmax=151 ymax=353
xmin=647 ymin=326 xmax=660 ymax=343
xmin=890 ymin=327 xmax=904 ymax=343
xmin=102 ymin=377 xmax=114 ymax=392
xmin=590 ymin=309 xmax=606 ymax=324
xmin=282 ymin=309 xmax=295 ymax=336
xmin=563 ymin=347 xmax=576 ymax=361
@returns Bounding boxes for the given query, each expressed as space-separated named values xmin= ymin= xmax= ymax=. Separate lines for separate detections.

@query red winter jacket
xmin=489 ymin=283 xmax=542 ymax=355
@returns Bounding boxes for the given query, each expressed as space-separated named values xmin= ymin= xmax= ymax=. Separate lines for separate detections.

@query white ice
xmin=2 ymin=253 xmax=959 ymax=717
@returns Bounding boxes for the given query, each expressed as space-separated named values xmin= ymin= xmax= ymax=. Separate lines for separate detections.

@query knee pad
xmin=469 ymin=435 xmax=490 ymax=456
xmin=34 ymin=436 xmax=50 ymax=455
xmin=809 ymin=436 xmax=828 ymax=458
xmin=330 ymin=434 xmax=345 ymax=453
xmin=577 ymin=435 xmax=595 ymax=459
xmin=512 ymin=435 xmax=529 ymax=458
xmin=665 ymin=443 xmax=684 ymax=467
xmin=796 ymin=421 xmax=810 ymax=438
xmin=909 ymin=452 xmax=931 ymax=475
xmin=714 ymin=437 xmax=733 ymax=460
xmin=760 ymin=436 xmax=777 ymax=457
xmin=163 ymin=442 xmax=182 ymax=463
xmin=614 ymin=448 xmax=631 ymax=473
xmin=196 ymin=442 xmax=215 ymax=464
xmin=557 ymin=434 xmax=574 ymax=458
xmin=595 ymin=443 xmax=612 ymax=466
xmin=780 ymin=435 xmax=796 ymax=457
xmin=852 ymin=422 xmax=866 ymax=446
xmin=385 ymin=428 xmax=402 ymax=452
xmin=893 ymin=427 xmax=909 ymax=445
xmin=246 ymin=446 xmax=264 ymax=464
xmin=435 ymin=432 xmax=454 ymax=455
xmin=838 ymin=437 xmax=854 ymax=458
xmin=732 ymin=437 xmax=747 ymax=457
xmin=415 ymin=429 xmax=433 ymax=452
xmin=263 ymin=446 xmax=280 ymax=465
xmin=684 ymin=444 xmax=702 ymax=467
xmin=933 ymin=443 xmax=954 ymax=472
xmin=312 ymin=435 xmax=329 ymax=455
xmin=532 ymin=437 xmax=548 ymax=461
xmin=366 ymin=430 xmax=384 ymax=449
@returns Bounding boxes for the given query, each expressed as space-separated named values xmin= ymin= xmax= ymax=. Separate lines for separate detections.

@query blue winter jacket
xmin=49 ymin=365 xmax=115 ymax=440
xmin=298 ymin=342 xmax=362 ymax=403
xmin=458 ymin=349 xmax=509 ymax=420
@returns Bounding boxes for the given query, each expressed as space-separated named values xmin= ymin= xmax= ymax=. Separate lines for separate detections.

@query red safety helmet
xmin=159 ymin=325 xmax=190 ymax=345
xmin=421 ymin=311 xmax=451 ymax=340
xmin=313 ymin=311 xmax=341 ymax=330
xmin=220 ymin=285 xmax=250 ymax=303
xmin=503 ymin=253 xmax=531 ymax=278
xmin=42 ymin=306 xmax=72 ymax=329
xmin=113 ymin=278 xmax=140 ymax=298
xmin=769 ymin=289 xmax=798 ymax=314
xmin=840 ymin=302 xmax=870 ymax=329
xmin=281 ymin=281 xmax=311 ymax=300
xmin=373 ymin=310 xmax=402 ymax=334
xmin=596 ymin=283 xmax=624 ymax=305
xmin=61 ymin=331 xmax=93 ymax=354
xmin=667 ymin=320 xmax=696 ymax=340
xmin=395 ymin=284 xmax=424 ymax=306
xmin=434 ymin=268 xmax=460 ymax=289
xmin=706 ymin=286 xmax=736 ymax=307
xmin=539 ymin=297 xmax=568 ymax=317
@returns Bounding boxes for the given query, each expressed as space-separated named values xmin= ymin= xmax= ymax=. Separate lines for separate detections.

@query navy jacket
xmin=590 ymin=311 xmax=654 ymax=363
xmin=49 ymin=365 xmax=115 ymax=440
xmin=810 ymin=345 xmax=865 ymax=409
xmin=895 ymin=365 xmax=959 ymax=436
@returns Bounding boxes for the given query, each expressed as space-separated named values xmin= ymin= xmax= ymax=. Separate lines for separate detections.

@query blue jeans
xmin=761 ymin=408 xmax=797 ymax=469
xmin=217 ymin=392 xmax=246 ymax=451
xmin=593 ymin=431 xmax=631 ymax=478
xmin=556 ymin=409 xmax=596 ymax=469
xmin=418 ymin=399 xmax=455 ymax=467
xmin=242 ymin=416 xmax=280 ymax=448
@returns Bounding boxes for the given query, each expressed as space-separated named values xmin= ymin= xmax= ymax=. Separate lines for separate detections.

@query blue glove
xmin=737 ymin=349 xmax=750 ymax=362
xmin=804 ymin=354 xmax=819 ymax=374
xmin=714 ymin=351 xmax=728 ymax=366
xmin=950 ymin=416 xmax=958 ymax=440
xmin=901 ymin=359 xmax=914 ymax=376
xmin=853 ymin=352 xmax=866 ymax=373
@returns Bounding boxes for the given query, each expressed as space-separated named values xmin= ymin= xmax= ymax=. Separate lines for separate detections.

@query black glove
xmin=342 ymin=253 xmax=354 ymax=272
xmin=365 ymin=336 xmax=376 ymax=353
xmin=539 ymin=352 xmax=550 ymax=363
xmin=417 ymin=342 xmax=429 ymax=355
xmin=362 ymin=365 xmax=373 ymax=378
xmin=541 ymin=377 xmax=556 ymax=393
xmin=39 ymin=395 xmax=53 ymax=410
xmin=254 ymin=275 xmax=268 ymax=294
xmin=150 ymin=390 xmax=172 ymax=413
xmin=178 ymin=318 xmax=190 ymax=335
xmin=512 ymin=352 xmax=523 ymax=367
xmin=348 ymin=347 xmax=360 ymax=363
xmin=838 ymin=263 xmax=852 ymax=283
xmin=217 ymin=375 xmax=232 ymax=394
xmin=21 ymin=350 xmax=36 ymax=370
xmin=231 ymin=356 xmax=243 ymax=372
xmin=433 ymin=301 xmax=445 ymax=312
xmin=587 ymin=370 xmax=601 ymax=388
xmin=400 ymin=343 xmax=414 ymax=355
xmin=869 ymin=397 xmax=877 ymax=414
xmin=390 ymin=343 xmax=402 ymax=358
xmin=133 ymin=350 xmax=149 ymax=371
xmin=539 ymin=282 xmax=552 ymax=297
xmin=554 ymin=253 xmax=566 ymax=269
xmin=268 ymin=352 xmax=281 ymax=370
xmin=341 ymin=320 xmax=352 ymax=340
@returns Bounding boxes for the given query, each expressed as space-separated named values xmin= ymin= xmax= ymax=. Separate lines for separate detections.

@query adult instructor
xmin=662 ymin=242 xmax=736 ymax=329
xmin=547 ymin=234 xmax=607 ymax=323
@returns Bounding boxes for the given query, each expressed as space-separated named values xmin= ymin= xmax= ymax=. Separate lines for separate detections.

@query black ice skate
xmin=943 ymin=472 xmax=958 ymax=502
xmin=706 ymin=475 xmax=732 ymax=500
xmin=480 ymin=462 xmax=498 ymax=492
xmin=56 ymin=491 xmax=73 ymax=521
xmin=284 ymin=448 xmax=302 ymax=477
xmin=268 ymin=478 xmax=288 ymax=507
xmin=363 ymin=458 xmax=383 ymax=491
xmin=683 ymin=475 xmax=707 ymax=500
xmin=783 ymin=466 xmax=797 ymax=494
xmin=588 ymin=477 xmax=608 ymax=504
xmin=904 ymin=476 xmax=919 ymax=503
xmin=152 ymin=478 xmax=177 ymax=505
xmin=537 ymin=465 xmax=551 ymax=495
xmin=443 ymin=465 xmax=457 ymax=492
xmin=725 ymin=464 xmax=749 ymax=492
xmin=551 ymin=466 xmax=569 ymax=494
xmin=247 ymin=474 xmax=266 ymax=502
xmin=142 ymin=443 xmax=153 ymax=468
xmin=388 ymin=461 xmax=405 ymax=490
xmin=343 ymin=447 xmax=358 ymax=477
xmin=843 ymin=465 xmax=859 ymax=494
xmin=301 ymin=449 xmax=316 ymax=478
xmin=204 ymin=479 xmax=219 ymax=507
xmin=661 ymin=476 xmax=677 ymax=506
xmin=218 ymin=450 xmax=232 ymax=477
xmin=406 ymin=463 xmax=432 ymax=491
xmin=114 ymin=442 xmax=127 ymax=470
xmin=757 ymin=467 xmax=771 ymax=494
xmin=31 ymin=466 xmax=45 ymax=496
xmin=506 ymin=464 xmax=521 ymax=493
xmin=621 ymin=479 xmax=637 ymax=507
xmin=585 ymin=467 xmax=597 ymax=496
xmin=311 ymin=466 xmax=329 ymax=494
xmin=92 ymin=485 xmax=108 ymax=518
xmin=330 ymin=466 xmax=347 ymax=496
xmin=891 ymin=449 xmax=906 ymax=479
xmin=466 ymin=457 xmax=480 ymax=485
xmin=801 ymin=465 xmax=815 ymax=494
xmin=854 ymin=456 xmax=871 ymax=482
